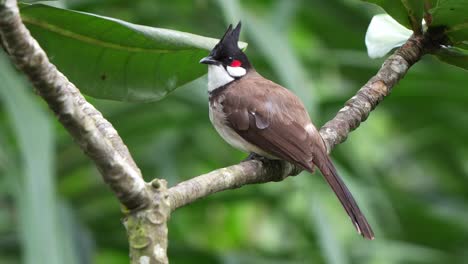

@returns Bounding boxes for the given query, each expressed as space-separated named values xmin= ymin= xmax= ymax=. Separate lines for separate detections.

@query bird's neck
xmin=207 ymin=65 xmax=235 ymax=92
xmin=207 ymin=65 xmax=255 ymax=92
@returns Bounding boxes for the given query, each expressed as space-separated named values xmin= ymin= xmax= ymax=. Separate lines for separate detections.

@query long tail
xmin=313 ymin=152 xmax=374 ymax=240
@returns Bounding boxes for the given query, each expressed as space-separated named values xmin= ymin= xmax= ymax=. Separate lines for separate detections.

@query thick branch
xmin=0 ymin=2 xmax=171 ymax=263
xmin=169 ymin=159 xmax=301 ymax=210
xmin=168 ymin=34 xmax=429 ymax=211
xmin=125 ymin=179 xmax=170 ymax=264
xmin=0 ymin=0 xmax=148 ymax=209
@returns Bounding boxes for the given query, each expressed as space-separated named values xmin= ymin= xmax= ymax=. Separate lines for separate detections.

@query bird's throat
xmin=207 ymin=65 xmax=235 ymax=92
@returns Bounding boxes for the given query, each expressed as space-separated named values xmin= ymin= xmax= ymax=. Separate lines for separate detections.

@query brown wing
xmin=221 ymin=72 xmax=375 ymax=240
xmin=222 ymin=73 xmax=316 ymax=169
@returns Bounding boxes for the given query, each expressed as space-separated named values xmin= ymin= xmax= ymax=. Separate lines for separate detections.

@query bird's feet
xmin=242 ymin=152 xmax=268 ymax=162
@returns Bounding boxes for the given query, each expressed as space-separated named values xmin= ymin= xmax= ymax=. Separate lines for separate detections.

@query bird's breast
xmin=209 ymin=97 xmax=275 ymax=158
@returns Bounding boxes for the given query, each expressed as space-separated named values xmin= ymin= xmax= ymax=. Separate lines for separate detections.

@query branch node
xmin=125 ymin=180 xmax=170 ymax=264
xmin=151 ymin=179 xmax=161 ymax=189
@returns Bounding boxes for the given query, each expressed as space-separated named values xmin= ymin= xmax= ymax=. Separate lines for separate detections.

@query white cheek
xmin=226 ymin=66 xmax=246 ymax=77
xmin=207 ymin=65 xmax=234 ymax=92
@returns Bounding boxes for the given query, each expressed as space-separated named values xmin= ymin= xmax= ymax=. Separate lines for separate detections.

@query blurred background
xmin=1 ymin=0 xmax=468 ymax=263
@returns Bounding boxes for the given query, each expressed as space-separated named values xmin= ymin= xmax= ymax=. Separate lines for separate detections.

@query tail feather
xmin=313 ymin=153 xmax=374 ymax=240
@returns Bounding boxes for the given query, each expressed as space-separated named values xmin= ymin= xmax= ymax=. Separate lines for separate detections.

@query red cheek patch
xmin=230 ymin=60 xmax=242 ymax=67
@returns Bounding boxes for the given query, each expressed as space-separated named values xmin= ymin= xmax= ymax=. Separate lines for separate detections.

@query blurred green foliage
xmin=1 ymin=0 xmax=468 ymax=264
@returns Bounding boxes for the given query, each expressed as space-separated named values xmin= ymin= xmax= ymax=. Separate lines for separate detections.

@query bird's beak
xmin=199 ymin=56 xmax=219 ymax=65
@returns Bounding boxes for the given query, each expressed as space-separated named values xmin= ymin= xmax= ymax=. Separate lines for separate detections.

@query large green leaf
xmin=19 ymin=4 xmax=246 ymax=102
xmin=362 ymin=0 xmax=424 ymax=33
xmin=24 ymin=0 xmax=58 ymax=2
xmin=427 ymin=0 xmax=468 ymax=46
xmin=426 ymin=0 xmax=468 ymax=70
xmin=435 ymin=46 xmax=468 ymax=70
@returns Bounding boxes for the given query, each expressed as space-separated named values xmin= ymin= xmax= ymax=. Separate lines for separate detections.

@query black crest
xmin=209 ymin=22 xmax=243 ymax=60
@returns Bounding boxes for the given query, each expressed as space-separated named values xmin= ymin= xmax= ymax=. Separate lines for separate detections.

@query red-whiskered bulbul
xmin=200 ymin=22 xmax=374 ymax=240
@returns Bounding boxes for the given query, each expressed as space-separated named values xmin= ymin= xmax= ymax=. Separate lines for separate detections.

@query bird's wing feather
xmin=220 ymin=73 xmax=375 ymax=239
xmin=222 ymin=74 xmax=315 ymax=169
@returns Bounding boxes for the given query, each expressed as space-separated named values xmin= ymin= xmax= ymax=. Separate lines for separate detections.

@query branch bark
xmin=168 ymin=33 xmax=430 ymax=211
xmin=125 ymin=179 xmax=170 ymax=264
xmin=319 ymin=35 xmax=427 ymax=152
xmin=0 ymin=1 xmax=169 ymax=263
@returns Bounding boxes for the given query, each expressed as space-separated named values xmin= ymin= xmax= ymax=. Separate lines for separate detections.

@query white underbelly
xmin=209 ymin=104 xmax=276 ymax=159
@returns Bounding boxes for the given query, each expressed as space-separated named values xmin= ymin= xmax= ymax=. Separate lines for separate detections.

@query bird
xmin=199 ymin=22 xmax=374 ymax=240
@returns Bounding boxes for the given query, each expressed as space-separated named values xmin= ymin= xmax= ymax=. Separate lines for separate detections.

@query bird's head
xmin=200 ymin=22 xmax=251 ymax=86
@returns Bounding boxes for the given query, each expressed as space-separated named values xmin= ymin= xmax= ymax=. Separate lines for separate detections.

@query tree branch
xmin=0 ymin=0 xmax=147 ymax=210
xmin=168 ymin=33 xmax=431 ymax=211
xmin=0 ymin=2 xmax=171 ymax=263
xmin=125 ymin=179 xmax=170 ymax=264
xmin=169 ymin=159 xmax=302 ymax=210
xmin=320 ymin=34 xmax=427 ymax=151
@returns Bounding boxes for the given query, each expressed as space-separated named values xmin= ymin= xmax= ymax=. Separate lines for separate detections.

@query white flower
xmin=365 ymin=14 xmax=413 ymax=59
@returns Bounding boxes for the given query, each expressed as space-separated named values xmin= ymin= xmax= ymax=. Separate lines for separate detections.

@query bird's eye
xmin=230 ymin=59 xmax=242 ymax=67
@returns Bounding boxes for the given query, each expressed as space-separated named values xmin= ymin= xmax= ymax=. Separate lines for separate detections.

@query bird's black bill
xmin=199 ymin=56 xmax=219 ymax=65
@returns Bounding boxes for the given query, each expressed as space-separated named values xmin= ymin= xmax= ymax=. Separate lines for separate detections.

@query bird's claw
xmin=242 ymin=152 xmax=268 ymax=162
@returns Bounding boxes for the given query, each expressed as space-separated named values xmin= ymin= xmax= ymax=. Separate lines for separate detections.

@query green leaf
xmin=362 ymin=0 xmax=424 ymax=33
xmin=427 ymin=0 xmax=468 ymax=46
xmin=402 ymin=0 xmax=424 ymax=33
xmin=23 ymin=0 xmax=58 ymax=2
xmin=425 ymin=1 xmax=468 ymax=70
xmin=435 ymin=46 xmax=468 ymax=70
xmin=19 ymin=4 xmax=246 ymax=102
